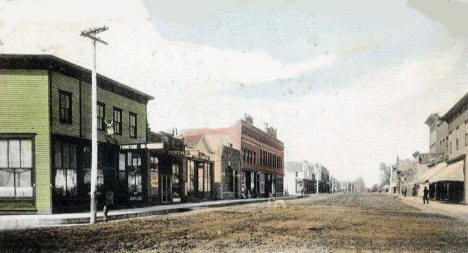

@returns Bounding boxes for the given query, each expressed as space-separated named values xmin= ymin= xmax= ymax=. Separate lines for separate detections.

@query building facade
xmin=0 ymin=54 xmax=154 ymax=213
xmin=418 ymin=93 xmax=468 ymax=203
xmin=184 ymin=115 xmax=284 ymax=198
xmin=439 ymin=93 xmax=468 ymax=203
xmin=425 ymin=113 xmax=448 ymax=155
xmin=284 ymin=161 xmax=315 ymax=195
xmin=184 ymin=134 xmax=240 ymax=200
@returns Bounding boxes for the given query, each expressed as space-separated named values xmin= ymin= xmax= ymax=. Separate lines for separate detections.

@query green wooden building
xmin=0 ymin=54 xmax=154 ymax=213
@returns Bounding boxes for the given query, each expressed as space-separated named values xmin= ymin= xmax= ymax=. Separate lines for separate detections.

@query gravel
xmin=1 ymin=193 xmax=467 ymax=252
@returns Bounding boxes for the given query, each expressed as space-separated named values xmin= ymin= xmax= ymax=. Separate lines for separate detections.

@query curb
xmin=0 ymin=195 xmax=307 ymax=230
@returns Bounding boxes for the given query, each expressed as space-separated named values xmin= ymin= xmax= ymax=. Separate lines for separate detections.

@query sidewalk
xmin=395 ymin=195 xmax=468 ymax=222
xmin=0 ymin=195 xmax=304 ymax=230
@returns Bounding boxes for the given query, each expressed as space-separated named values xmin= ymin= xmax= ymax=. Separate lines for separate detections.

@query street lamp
xmin=81 ymin=26 xmax=108 ymax=224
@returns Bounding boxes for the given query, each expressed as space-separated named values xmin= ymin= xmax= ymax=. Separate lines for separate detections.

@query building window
xmin=59 ymin=90 xmax=72 ymax=124
xmin=227 ymin=166 xmax=233 ymax=192
xmin=456 ymin=127 xmax=459 ymax=150
xmin=253 ymin=152 xmax=256 ymax=164
xmin=0 ymin=138 xmax=34 ymax=199
xmin=259 ymin=150 xmax=262 ymax=166
xmin=446 ymin=137 xmax=448 ymax=152
xmin=126 ymin=152 xmax=143 ymax=194
xmin=97 ymin=102 xmax=105 ymax=131
xmin=129 ymin=112 xmax=137 ymax=138
xmin=113 ymin=107 xmax=122 ymax=135
xmin=53 ymin=141 xmax=78 ymax=197
xmin=465 ymin=122 xmax=468 ymax=146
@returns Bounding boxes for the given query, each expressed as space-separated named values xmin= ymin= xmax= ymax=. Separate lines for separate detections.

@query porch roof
xmin=430 ymin=160 xmax=464 ymax=183
xmin=416 ymin=162 xmax=446 ymax=184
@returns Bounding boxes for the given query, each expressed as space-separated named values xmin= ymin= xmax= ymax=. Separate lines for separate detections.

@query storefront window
xmin=150 ymin=156 xmax=159 ymax=195
xmin=54 ymin=141 xmax=77 ymax=197
xmin=188 ymin=161 xmax=194 ymax=192
xmin=0 ymin=138 xmax=34 ymax=199
xmin=119 ymin=153 xmax=126 ymax=180
xmin=127 ymin=152 xmax=142 ymax=194
xmin=198 ymin=164 xmax=204 ymax=192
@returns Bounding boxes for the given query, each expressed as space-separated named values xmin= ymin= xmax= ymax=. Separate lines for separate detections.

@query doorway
xmin=161 ymin=175 xmax=172 ymax=203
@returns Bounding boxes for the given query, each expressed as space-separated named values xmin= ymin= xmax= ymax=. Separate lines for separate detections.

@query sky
xmin=1 ymin=0 xmax=468 ymax=186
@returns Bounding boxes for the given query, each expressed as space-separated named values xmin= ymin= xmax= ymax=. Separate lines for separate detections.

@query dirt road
xmin=1 ymin=193 xmax=468 ymax=252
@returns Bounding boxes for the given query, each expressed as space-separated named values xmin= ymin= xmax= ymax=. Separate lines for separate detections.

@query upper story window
xmin=97 ymin=102 xmax=105 ymax=131
xmin=113 ymin=107 xmax=122 ymax=135
xmin=129 ymin=112 xmax=137 ymax=139
xmin=59 ymin=90 xmax=72 ymax=124
xmin=259 ymin=149 xmax=262 ymax=165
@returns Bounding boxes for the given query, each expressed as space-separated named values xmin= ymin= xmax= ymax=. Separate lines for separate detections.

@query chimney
xmin=243 ymin=113 xmax=253 ymax=124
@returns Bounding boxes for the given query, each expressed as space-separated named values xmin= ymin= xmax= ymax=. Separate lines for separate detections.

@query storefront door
xmin=161 ymin=175 xmax=172 ymax=203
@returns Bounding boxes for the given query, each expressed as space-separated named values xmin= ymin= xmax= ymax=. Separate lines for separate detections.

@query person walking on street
xmin=423 ymin=186 xmax=429 ymax=204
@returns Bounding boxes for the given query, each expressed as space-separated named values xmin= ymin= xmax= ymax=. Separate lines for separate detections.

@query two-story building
xmin=183 ymin=115 xmax=284 ymax=198
xmin=0 ymin=54 xmax=154 ymax=213
xmin=284 ymin=161 xmax=315 ymax=195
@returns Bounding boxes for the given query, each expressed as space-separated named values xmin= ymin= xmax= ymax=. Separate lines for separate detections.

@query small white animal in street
xmin=267 ymin=197 xmax=286 ymax=209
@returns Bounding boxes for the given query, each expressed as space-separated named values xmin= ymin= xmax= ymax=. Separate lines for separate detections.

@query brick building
xmin=184 ymin=115 xmax=284 ymax=198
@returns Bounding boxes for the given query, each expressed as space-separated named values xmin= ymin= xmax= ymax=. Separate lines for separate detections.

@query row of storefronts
xmin=0 ymin=54 xmax=284 ymax=213
xmin=386 ymin=92 xmax=468 ymax=204
xmin=284 ymin=161 xmax=333 ymax=195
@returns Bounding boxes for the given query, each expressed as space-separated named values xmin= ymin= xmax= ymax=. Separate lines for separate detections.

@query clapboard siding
xmin=0 ymin=69 xmax=51 ymax=213
xmin=81 ymin=81 xmax=147 ymax=144
xmin=50 ymin=72 xmax=81 ymax=137
xmin=50 ymin=71 xmax=147 ymax=144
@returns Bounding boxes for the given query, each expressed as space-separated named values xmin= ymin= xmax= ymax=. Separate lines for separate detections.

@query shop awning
xmin=430 ymin=160 xmax=464 ymax=183
xmin=415 ymin=162 xmax=447 ymax=184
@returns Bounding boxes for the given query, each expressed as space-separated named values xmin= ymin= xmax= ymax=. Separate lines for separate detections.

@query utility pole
xmin=81 ymin=26 xmax=108 ymax=224
xmin=316 ymin=163 xmax=320 ymax=195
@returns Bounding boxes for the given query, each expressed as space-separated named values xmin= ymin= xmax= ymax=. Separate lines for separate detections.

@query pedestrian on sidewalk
xmin=423 ymin=186 xmax=429 ymax=204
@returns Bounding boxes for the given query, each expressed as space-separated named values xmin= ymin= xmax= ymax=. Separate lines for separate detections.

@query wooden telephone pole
xmin=80 ymin=26 xmax=108 ymax=224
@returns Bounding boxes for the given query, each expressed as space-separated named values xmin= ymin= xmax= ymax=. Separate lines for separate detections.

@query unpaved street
xmin=1 ymin=193 xmax=468 ymax=252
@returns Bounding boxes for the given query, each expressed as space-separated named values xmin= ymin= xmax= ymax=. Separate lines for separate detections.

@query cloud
xmin=1 ymin=0 xmax=468 ymax=187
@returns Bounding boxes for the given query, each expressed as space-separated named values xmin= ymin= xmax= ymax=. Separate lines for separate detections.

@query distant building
xmin=379 ymin=163 xmax=391 ymax=191
xmin=284 ymin=161 xmax=315 ymax=195
xmin=312 ymin=163 xmax=331 ymax=193
xmin=425 ymin=113 xmax=448 ymax=155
